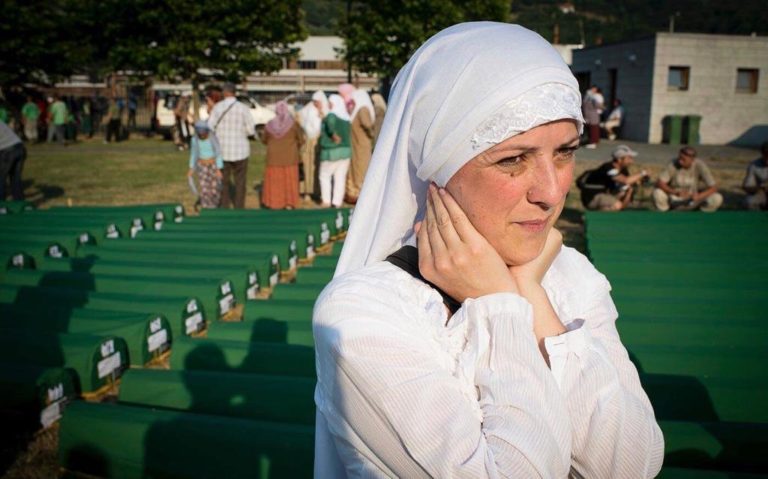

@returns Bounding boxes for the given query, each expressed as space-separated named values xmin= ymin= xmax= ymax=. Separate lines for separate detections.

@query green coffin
xmin=0 ymin=362 xmax=78 ymax=427
xmin=58 ymin=401 xmax=313 ymax=479
xmin=0 ymin=330 xmax=129 ymax=392
xmin=3 ymin=269 xmax=236 ymax=321
xmin=661 ymin=419 xmax=768 ymax=472
xmin=642 ymin=373 xmax=768 ymax=424
xmin=119 ymin=369 xmax=315 ymax=425
xmin=0 ymin=305 xmax=171 ymax=366
xmin=243 ymin=299 xmax=315 ymax=322
xmin=170 ymin=337 xmax=315 ymax=378
xmin=206 ymin=319 xmax=313 ymax=346
xmin=0 ymin=284 xmax=207 ymax=339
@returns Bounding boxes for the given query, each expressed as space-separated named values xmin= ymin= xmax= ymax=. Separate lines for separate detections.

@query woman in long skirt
xmin=260 ymin=101 xmax=303 ymax=209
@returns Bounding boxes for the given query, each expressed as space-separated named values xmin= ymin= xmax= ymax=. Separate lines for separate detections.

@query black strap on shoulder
xmin=385 ymin=245 xmax=461 ymax=315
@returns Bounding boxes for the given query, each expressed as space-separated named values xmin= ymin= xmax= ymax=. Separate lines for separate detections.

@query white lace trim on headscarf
xmin=471 ymin=83 xmax=582 ymax=150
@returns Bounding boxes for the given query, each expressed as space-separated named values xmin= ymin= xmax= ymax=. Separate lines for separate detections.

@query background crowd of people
xmin=185 ymin=82 xmax=388 ymax=211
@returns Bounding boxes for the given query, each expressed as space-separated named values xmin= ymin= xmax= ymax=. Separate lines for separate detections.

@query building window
xmin=668 ymin=66 xmax=690 ymax=91
xmin=297 ymin=60 xmax=317 ymax=70
xmin=736 ymin=68 xmax=759 ymax=93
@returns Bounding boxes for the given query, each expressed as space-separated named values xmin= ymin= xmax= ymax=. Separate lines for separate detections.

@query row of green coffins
xmin=584 ymin=211 xmax=768 ymax=476
xmin=0 ymin=200 xmax=35 ymax=214
xmin=54 ymin=333 xmax=768 ymax=476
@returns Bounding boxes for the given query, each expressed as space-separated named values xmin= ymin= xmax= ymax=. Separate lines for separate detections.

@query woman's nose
xmin=526 ymin=157 xmax=562 ymax=208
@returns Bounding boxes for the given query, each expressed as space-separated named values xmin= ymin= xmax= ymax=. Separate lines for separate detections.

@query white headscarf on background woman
xmin=334 ymin=22 xmax=583 ymax=278
xmin=311 ymin=90 xmax=329 ymax=115
xmin=349 ymin=89 xmax=375 ymax=123
xmin=298 ymin=102 xmax=322 ymax=140
xmin=327 ymin=94 xmax=351 ymax=122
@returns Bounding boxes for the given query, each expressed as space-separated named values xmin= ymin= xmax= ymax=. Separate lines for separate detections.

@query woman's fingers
xmin=429 ymin=184 xmax=461 ymax=248
xmin=437 ymin=186 xmax=481 ymax=243
xmin=425 ymin=187 xmax=447 ymax=256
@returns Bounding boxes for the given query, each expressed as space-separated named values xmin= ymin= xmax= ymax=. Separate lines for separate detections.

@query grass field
xmin=22 ymin=137 xmax=268 ymax=213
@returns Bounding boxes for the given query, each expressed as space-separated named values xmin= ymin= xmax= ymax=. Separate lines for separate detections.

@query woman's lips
xmin=514 ymin=218 xmax=549 ymax=233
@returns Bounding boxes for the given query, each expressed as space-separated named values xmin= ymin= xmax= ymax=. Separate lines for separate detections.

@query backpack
xmin=576 ymin=168 xmax=608 ymax=207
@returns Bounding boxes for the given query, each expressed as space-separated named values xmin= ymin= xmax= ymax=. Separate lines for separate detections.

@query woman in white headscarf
xmin=318 ymin=94 xmax=351 ymax=208
xmin=297 ymin=91 xmax=327 ymax=200
xmin=344 ymin=89 xmax=376 ymax=204
xmin=313 ymin=22 xmax=664 ymax=478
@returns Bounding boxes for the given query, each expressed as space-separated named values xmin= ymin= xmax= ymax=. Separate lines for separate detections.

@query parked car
xmin=153 ymin=90 xmax=275 ymax=140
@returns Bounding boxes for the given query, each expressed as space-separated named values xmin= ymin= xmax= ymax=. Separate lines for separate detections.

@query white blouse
xmin=313 ymin=246 xmax=664 ymax=478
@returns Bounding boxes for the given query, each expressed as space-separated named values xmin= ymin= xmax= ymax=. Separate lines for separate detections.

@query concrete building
xmin=572 ymin=33 xmax=768 ymax=146
xmin=245 ymin=36 xmax=379 ymax=103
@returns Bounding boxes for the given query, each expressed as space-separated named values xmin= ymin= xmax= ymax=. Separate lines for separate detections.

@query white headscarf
xmin=334 ymin=22 xmax=583 ymax=277
xmin=298 ymin=104 xmax=322 ymax=140
xmin=350 ymin=89 xmax=375 ymax=123
xmin=327 ymin=94 xmax=350 ymax=122
xmin=311 ymin=90 xmax=329 ymax=115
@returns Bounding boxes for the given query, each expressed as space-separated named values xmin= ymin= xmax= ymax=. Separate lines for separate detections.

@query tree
xmin=0 ymin=0 xmax=94 ymax=90
xmin=105 ymin=0 xmax=307 ymax=116
xmin=338 ymin=0 xmax=509 ymax=92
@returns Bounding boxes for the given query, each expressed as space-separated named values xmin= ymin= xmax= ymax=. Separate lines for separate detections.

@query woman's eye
xmin=557 ymin=147 xmax=578 ymax=160
xmin=498 ymin=155 xmax=523 ymax=166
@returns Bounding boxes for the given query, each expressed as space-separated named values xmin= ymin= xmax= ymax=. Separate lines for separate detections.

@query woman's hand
xmin=417 ymin=184 xmax=517 ymax=303
xmin=509 ymin=228 xmax=563 ymax=289
xmin=332 ymin=133 xmax=341 ymax=144
xmin=215 ymin=169 xmax=223 ymax=179
xmin=187 ymin=168 xmax=194 ymax=178
xmin=509 ymin=228 xmax=566 ymax=356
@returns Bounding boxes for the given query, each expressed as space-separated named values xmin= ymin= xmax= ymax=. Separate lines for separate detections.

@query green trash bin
xmin=663 ymin=115 xmax=683 ymax=145
xmin=683 ymin=115 xmax=702 ymax=145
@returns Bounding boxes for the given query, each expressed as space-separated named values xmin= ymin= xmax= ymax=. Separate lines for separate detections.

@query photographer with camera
xmin=578 ymin=144 xmax=648 ymax=211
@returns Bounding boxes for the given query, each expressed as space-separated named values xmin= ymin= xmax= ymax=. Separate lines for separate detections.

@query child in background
xmin=188 ymin=120 xmax=223 ymax=209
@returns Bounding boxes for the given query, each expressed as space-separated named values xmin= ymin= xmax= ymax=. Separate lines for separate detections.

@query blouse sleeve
xmin=314 ymin=288 xmax=574 ymax=478
xmin=544 ymin=290 xmax=665 ymax=478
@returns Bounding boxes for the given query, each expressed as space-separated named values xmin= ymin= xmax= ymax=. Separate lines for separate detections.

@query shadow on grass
xmin=21 ymin=179 xmax=65 ymax=207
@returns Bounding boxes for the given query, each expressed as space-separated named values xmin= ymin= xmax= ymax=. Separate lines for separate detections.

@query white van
xmin=153 ymin=88 xmax=275 ymax=139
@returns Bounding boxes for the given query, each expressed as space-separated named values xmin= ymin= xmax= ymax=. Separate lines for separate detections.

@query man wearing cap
xmin=207 ymin=83 xmax=256 ymax=209
xmin=580 ymin=144 xmax=648 ymax=211
xmin=653 ymin=146 xmax=722 ymax=212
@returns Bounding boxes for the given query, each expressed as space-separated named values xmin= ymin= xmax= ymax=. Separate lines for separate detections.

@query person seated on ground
xmin=742 ymin=141 xmax=768 ymax=210
xmin=579 ymin=144 xmax=648 ymax=211
xmin=653 ymin=145 xmax=722 ymax=212
xmin=601 ymin=99 xmax=624 ymax=140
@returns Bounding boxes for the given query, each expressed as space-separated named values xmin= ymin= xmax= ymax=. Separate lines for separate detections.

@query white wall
xmin=650 ymin=33 xmax=768 ymax=145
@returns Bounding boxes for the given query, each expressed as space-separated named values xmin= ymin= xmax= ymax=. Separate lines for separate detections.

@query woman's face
xmin=445 ymin=119 xmax=579 ymax=266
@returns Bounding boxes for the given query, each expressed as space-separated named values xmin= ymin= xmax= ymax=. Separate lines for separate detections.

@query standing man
xmin=742 ymin=141 xmax=768 ymax=210
xmin=21 ymin=96 xmax=40 ymax=142
xmin=47 ymin=94 xmax=68 ymax=145
xmin=653 ymin=146 xmax=723 ymax=212
xmin=580 ymin=144 xmax=649 ymax=211
xmin=0 ymin=121 xmax=26 ymax=200
xmin=207 ymin=83 xmax=255 ymax=209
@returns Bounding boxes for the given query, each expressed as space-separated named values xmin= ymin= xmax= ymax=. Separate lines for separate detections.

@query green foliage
xmin=512 ymin=0 xmax=768 ymax=45
xmin=1 ymin=0 xmax=308 ymax=89
xmin=0 ymin=0 xmax=94 ymax=87
xmin=338 ymin=0 xmax=510 ymax=82
xmin=302 ymin=0 xmax=343 ymax=35
xmin=107 ymin=0 xmax=308 ymax=84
